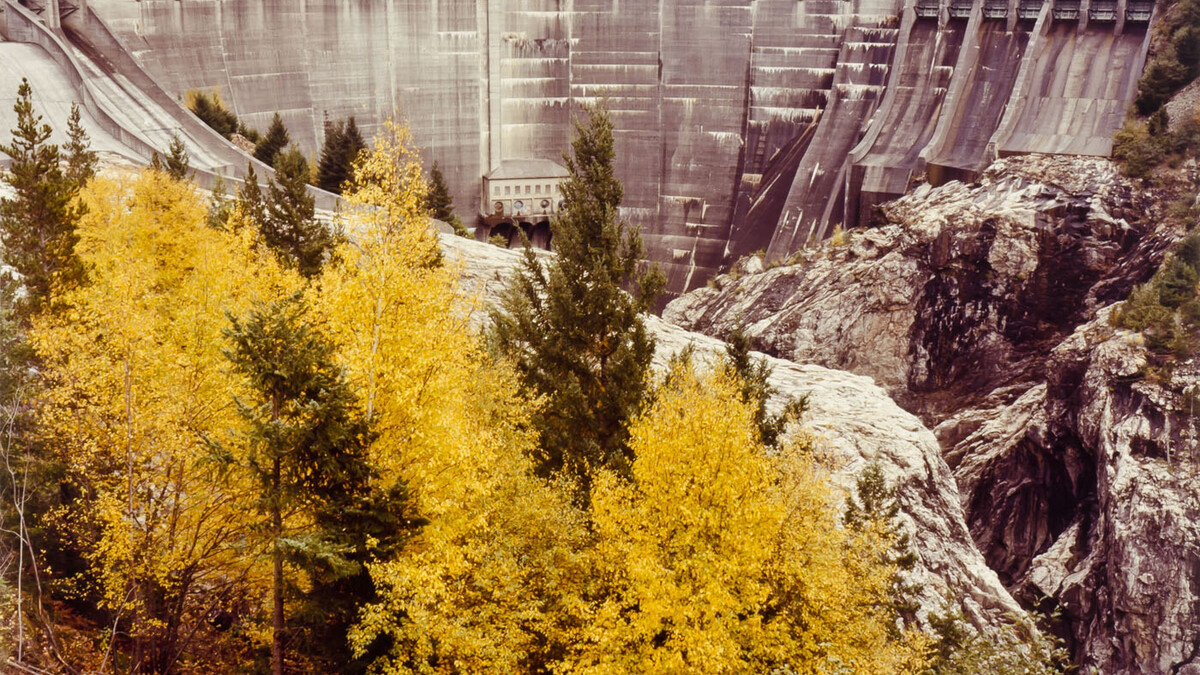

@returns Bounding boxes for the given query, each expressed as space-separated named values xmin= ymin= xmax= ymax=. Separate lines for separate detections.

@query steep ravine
xmin=441 ymin=233 xmax=1026 ymax=637
xmin=665 ymin=155 xmax=1199 ymax=674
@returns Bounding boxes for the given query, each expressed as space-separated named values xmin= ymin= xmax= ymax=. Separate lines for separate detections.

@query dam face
xmin=68 ymin=0 xmax=1152 ymax=297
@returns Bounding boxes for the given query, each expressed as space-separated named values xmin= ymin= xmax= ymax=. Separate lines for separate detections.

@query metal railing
xmin=1125 ymin=1 xmax=1153 ymax=21
xmin=1088 ymin=0 xmax=1117 ymax=21
xmin=915 ymin=1 xmax=940 ymax=18
xmin=1051 ymin=0 xmax=1079 ymax=20
xmin=1017 ymin=0 xmax=1043 ymax=19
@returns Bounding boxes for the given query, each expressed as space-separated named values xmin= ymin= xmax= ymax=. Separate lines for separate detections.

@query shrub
xmin=1134 ymin=0 xmax=1200 ymax=115
xmin=1114 ymin=119 xmax=1168 ymax=178
xmin=1113 ymin=231 xmax=1200 ymax=360
xmin=186 ymin=89 xmax=240 ymax=139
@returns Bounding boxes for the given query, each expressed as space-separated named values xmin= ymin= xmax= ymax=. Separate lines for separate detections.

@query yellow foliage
xmin=314 ymin=122 xmax=589 ymax=672
xmin=830 ymin=224 xmax=846 ymax=247
xmin=31 ymin=170 xmax=300 ymax=669
xmin=352 ymin=336 xmax=929 ymax=673
xmin=312 ymin=119 xmax=457 ymax=482
xmin=27 ymin=129 xmax=932 ymax=674
xmin=563 ymin=365 xmax=929 ymax=674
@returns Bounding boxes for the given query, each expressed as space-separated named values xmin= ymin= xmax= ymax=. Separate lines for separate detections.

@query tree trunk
xmin=272 ymin=453 xmax=284 ymax=675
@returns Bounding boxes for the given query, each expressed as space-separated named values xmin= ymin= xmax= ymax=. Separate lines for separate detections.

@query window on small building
xmin=505 ymin=186 xmax=511 ymax=196
xmin=493 ymin=185 xmax=500 ymax=196
xmin=525 ymin=185 xmax=531 ymax=194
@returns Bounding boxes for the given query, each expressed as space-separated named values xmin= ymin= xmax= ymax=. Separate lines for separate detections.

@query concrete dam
xmin=0 ymin=0 xmax=1153 ymax=297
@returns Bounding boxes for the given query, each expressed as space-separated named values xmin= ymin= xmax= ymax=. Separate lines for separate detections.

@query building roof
xmin=485 ymin=158 xmax=569 ymax=180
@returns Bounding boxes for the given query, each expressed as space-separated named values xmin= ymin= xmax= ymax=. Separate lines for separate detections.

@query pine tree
xmin=263 ymin=147 xmax=338 ymax=277
xmin=0 ymin=78 xmax=85 ymax=316
xmin=164 ymin=133 xmax=191 ymax=181
xmin=207 ymin=174 xmax=234 ymax=230
xmin=236 ymin=163 xmax=268 ymax=229
xmin=425 ymin=161 xmax=454 ymax=221
xmin=254 ymin=112 xmax=290 ymax=167
xmin=488 ymin=104 xmax=664 ymax=496
xmin=343 ymin=116 xmax=366 ymax=163
xmin=317 ymin=116 xmax=368 ymax=195
xmin=341 ymin=117 xmax=367 ymax=186
xmin=317 ymin=118 xmax=346 ymax=193
xmin=222 ymin=292 xmax=411 ymax=675
xmin=844 ymin=462 xmax=922 ymax=629
xmin=296 ymin=468 xmax=420 ymax=674
xmin=724 ymin=324 xmax=808 ymax=447
xmin=187 ymin=88 xmax=240 ymax=139
xmin=64 ymin=103 xmax=97 ymax=190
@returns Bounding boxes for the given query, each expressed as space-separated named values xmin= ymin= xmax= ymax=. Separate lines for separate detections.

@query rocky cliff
xmin=666 ymin=155 xmax=1169 ymax=416
xmin=665 ymin=155 xmax=1200 ymax=673
xmin=442 ymin=232 xmax=1026 ymax=636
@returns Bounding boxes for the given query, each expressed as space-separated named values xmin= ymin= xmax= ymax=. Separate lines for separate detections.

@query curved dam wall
xmin=76 ymin=0 xmax=1152 ymax=295
xmin=847 ymin=15 xmax=965 ymax=225
xmin=0 ymin=0 xmax=340 ymax=206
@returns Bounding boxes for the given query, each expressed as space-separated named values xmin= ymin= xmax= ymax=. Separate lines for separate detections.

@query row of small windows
xmin=492 ymin=183 xmax=560 ymax=197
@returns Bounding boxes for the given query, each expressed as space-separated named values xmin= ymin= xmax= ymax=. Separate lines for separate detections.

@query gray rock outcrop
xmin=666 ymin=155 xmax=1165 ymax=416
xmin=951 ymin=311 xmax=1200 ymax=674
xmin=442 ymin=232 xmax=1025 ymax=635
xmin=665 ymin=155 xmax=1200 ymax=673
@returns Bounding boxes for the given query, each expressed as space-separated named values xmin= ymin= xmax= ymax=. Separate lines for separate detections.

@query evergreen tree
xmin=296 ymin=468 xmax=420 ymax=674
xmin=254 ymin=112 xmax=290 ymax=167
xmin=187 ymin=88 xmax=240 ymax=139
xmin=317 ymin=116 xmax=367 ymax=194
xmin=0 ymin=78 xmax=85 ymax=316
xmin=723 ymin=324 xmax=807 ymax=447
xmin=425 ymin=161 xmax=454 ymax=221
xmin=343 ymin=116 xmax=366 ymax=162
xmin=425 ymin=160 xmax=469 ymax=236
xmin=222 ymin=292 xmax=417 ymax=675
xmin=488 ymin=104 xmax=663 ymax=497
xmin=64 ymin=103 xmax=97 ymax=190
xmin=263 ymin=147 xmax=338 ymax=277
xmin=207 ymin=174 xmax=234 ymax=230
xmin=236 ymin=163 xmax=268 ymax=229
xmin=317 ymin=119 xmax=347 ymax=194
xmin=844 ymin=462 xmax=922 ymax=629
xmin=164 ymin=133 xmax=191 ymax=181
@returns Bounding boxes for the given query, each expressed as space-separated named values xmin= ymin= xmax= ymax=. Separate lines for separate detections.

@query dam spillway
xmin=1 ymin=0 xmax=1155 ymax=298
xmin=847 ymin=16 xmax=965 ymax=225
xmin=924 ymin=19 xmax=1032 ymax=184
xmin=995 ymin=20 xmax=1149 ymax=157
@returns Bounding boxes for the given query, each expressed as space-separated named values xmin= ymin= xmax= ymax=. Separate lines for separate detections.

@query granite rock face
xmin=665 ymin=155 xmax=1165 ymax=415
xmin=950 ymin=313 xmax=1200 ymax=674
xmin=665 ymin=155 xmax=1200 ymax=672
xmin=442 ymin=232 xmax=1024 ymax=635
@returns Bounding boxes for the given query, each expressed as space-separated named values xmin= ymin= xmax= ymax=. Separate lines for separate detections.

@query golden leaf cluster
xmin=26 ymin=125 xmax=930 ymax=674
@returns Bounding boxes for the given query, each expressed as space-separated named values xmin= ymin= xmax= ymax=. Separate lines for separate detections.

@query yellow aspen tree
xmin=566 ymin=364 xmax=930 ymax=675
xmin=32 ymin=171 xmax=299 ymax=672
xmin=315 ymin=122 xmax=591 ymax=673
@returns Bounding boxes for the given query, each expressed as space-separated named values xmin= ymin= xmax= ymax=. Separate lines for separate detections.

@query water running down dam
xmin=0 ymin=0 xmax=1153 ymax=298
